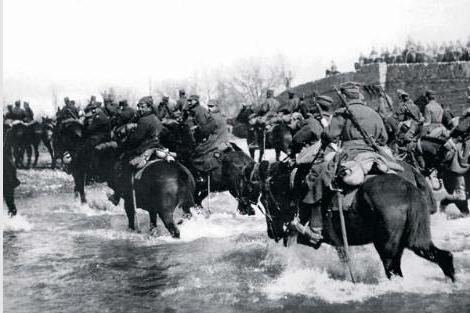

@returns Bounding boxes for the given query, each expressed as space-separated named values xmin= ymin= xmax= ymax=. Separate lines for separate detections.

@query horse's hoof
xmin=149 ymin=227 xmax=158 ymax=236
xmin=8 ymin=210 xmax=17 ymax=217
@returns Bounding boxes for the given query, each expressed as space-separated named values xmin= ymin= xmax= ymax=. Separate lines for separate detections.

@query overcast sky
xmin=3 ymin=0 xmax=470 ymax=113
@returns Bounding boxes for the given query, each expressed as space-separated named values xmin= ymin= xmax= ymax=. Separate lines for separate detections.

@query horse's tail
xmin=405 ymin=185 xmax=432 ymax=249
xmin=176 ymin=162 xmax=196 ymax=207
xmin=411 ymin=165 xmax=438 ymax=214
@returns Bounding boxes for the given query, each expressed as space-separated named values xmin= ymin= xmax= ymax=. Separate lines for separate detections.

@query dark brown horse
xmin=415 ymin=137 xmax=469 ymax=215
xmin=53 ymin=120 xmax=196 ymax=236
xmin=245 ymin=160 xmax=455 ymax=281
xmin=230 ymin=108 xmax=293 ymax=162
xmin=160 ymin=122 xmax=257 ymax=215
xmin=5 ymin=118 xmax=56 ymax=169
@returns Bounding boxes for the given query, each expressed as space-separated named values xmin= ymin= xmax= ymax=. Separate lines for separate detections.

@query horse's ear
xmin=258 ymin=160 xmax=270 ymax=180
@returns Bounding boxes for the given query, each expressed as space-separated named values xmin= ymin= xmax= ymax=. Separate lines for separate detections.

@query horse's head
xmin=54 ymin=119 xmax=84 ymax=157
xmin=419 ymin=136 xmax=449 ymax=173
xmin=237 ymin=162 xmax=263 ymax=215
xmin=160 ymin=122 xmax=195 ymax=158
xmin=272 ymin=123 xmax=293 ymax=156
xmin=257 ymin=160 xmax=296 ymax=242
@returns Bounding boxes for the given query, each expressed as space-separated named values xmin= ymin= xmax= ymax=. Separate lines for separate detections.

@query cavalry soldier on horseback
xmin=423 ymin=89 xmax=445 ymax=136
xmin=291 ymin=81 xmax=389 ymax=248
xmin=23 ymin=102 xmax=34 ymax=122
xmin=79 ymin=100 xmax=112 ymax=158
xmin=108 ymin=96 xmax=165 ymax=205
xmin=190 ymin=99 xmax=231 ymax=186
xmin=115 ymin=99 xmax=136 ymax=127
xmin=175 ymin=89 xmax=188 ymax=112
xmin=156 ymin=96 xmax=172 ymax=122
xmin=11 ymin=100 xmax=26 ymax=121
xmin=4 ymin=105 xmax=14 ymax=120
xmin=291 ymin=95 xmax=334 ymax=156
xmin=278 ymin=89 xmax=300 ymax=114
xmin=58 ymin=97 xmax=80 ymax=121
xmin=248 ymin=89 xmax=280 ymax=148
xmin=393 ymin=90 xmax=424 ymax=148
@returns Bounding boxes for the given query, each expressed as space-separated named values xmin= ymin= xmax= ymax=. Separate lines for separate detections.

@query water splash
xmin=263 ymin=213 xmax=470 ymax=303
xmin=2 ymin=213 xmax=34 ymax=232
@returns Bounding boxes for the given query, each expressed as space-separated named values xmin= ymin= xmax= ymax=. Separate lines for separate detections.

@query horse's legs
xmin=32 ymin=143 xmax=40 ymax=168
xmin=72 ymin=169 xmax=87 ymax=203
xmin=149 ymin=209 xmax=158 ymax=234
xmin=373 ymin=226 xmax=406 ymax=279
xmin=123 ymin=199 xmax=136 ymax=230
xmin=25 ymin=146 xmax=32 ymax=169
xmin=411 ymin=244 xmax=455 ymax=282
xmin=159 ymin=210 xmax=180 ymax=238
xmin=390 ymin=247 xmax=404 ymax=277
xmin=3 ymin=188 xmax=17 ymax=216
xmin=14 ymin=146 xmax=23 ymax=168
xmin=275 ymin=149 xmax=281 ymax=162
xmin=43 ymin=139 xmax=56 ymax=169
xmin=249 ymin=148 xmax=255 ymax=159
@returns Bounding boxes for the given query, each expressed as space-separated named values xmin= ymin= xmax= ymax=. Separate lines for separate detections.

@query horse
xmin=54 ymin=120 xmax=196 ymax=236
xmin=4 ymin=118 xmax=56 ymax=169
xmin=230 ymin=107 xmax=293 ymax=162
xmin=160 ymin=122 xmax=257 ymax=215
xmin=250 ymin=160 xmax=455 ymax=281
xmin=414 ymin=137 xmax=469 ymax=215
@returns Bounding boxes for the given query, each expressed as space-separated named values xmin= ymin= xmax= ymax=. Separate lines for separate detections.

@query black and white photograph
xmin=2 ymin=0 xmax=470 ymax=312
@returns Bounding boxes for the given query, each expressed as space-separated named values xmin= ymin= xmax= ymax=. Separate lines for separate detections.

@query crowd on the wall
xmin=355 ymin=37 xmax=470 ymax=69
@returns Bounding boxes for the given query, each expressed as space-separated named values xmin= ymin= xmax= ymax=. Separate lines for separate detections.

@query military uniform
xmin=80 ymin=106 xmax=112 ymax=156
xmin=294 ymin=82 xmax=388 ymax=248
xmin=59 ymin=103 xmax=80 ymax=121
xmin=423 ymin=90 xmax=444 ymax=135
xmin=175 ymin=90 xmax=188 ymax=112
xmin=292 ymin=95 xmax=333 ymax=153
xmin=156 ymin=99 xmax=172 ymax=121
xmin=115 ymin=101 xmax=136 ymax=127
xmin=124 ymin=112 xmax=163 ymax=155
xmin=11 ymin=103 xmax=26 ymax=121
xmin=278 ymin=92 xmax=300 ymax=114
xmin=24 ymin=104 xmax=34 ymax=122
xmin=192 ymin=104 xmax=230 ymax=173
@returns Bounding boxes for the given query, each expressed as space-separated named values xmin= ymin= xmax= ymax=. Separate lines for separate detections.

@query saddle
xmin=338 ymin=152 xmax=403 ymax=186
xmin=129 ymin=147 xmax=176 ymax=170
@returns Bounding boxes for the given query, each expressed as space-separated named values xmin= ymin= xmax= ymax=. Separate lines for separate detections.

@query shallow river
xmin=3 ymin=151 xmax=470 ymax=313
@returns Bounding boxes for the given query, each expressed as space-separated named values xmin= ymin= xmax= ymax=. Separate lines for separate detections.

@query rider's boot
xmin=290 ymin=203 xmax=323 ymax=249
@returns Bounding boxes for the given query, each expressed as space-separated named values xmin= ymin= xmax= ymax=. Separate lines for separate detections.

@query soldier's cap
xmin=15 ymin=100 xmax=21 ymax=105
xmin=7 ymin=104 xmax=13 ymax=108
xmin=208 ymin=99 xmax=219 ymax=107
xmin=179 ymin=89 xmax=186 ymax=95
xmin=138 ymin=96 xmax=154 ymax=106
xmin=189 ymin=94 xmax=200 ymax=101
xmin=118 ymin=100 xmax=128 ymax=107
xmin=425 ymin=90 xmax=436 ymax=97
xmin=162 ymin=96 xmax=170 ymax=101
xmin=316 ymin=95 xmax=333 ymax=111
xmin=266 ymin=89 xmax=274 ymax=95
xmin=397 ymin=89 xmax=409 ymax=97
xmin=287 ymin=89 xmax=295 ymax=95
xmin=85 ymin=102 xmax=98 ymax=112
xmin=339 ymin=81 xmax=362 ymax=99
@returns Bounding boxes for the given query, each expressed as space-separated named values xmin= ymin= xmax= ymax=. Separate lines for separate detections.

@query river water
xmin=3 ymin=149 xmax=470 ymax=313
